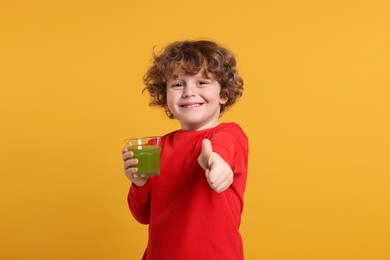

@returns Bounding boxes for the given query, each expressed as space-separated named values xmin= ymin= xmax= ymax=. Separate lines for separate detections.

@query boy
xmin=122 ymin=40 xmax=249 ymax=259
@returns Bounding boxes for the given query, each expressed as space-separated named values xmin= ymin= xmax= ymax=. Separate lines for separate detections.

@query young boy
xmin=122 ymin=40 xmax=249 ymax=260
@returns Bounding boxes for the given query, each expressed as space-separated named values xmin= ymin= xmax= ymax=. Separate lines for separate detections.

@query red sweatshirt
xmin=128 ymin=123 xmax=249 ymax=260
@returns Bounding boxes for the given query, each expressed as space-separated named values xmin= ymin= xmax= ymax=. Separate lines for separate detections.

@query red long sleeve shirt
xmin=128 ymin=123 xmax=249 ymax=260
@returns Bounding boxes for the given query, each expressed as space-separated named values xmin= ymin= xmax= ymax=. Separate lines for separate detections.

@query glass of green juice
xmin=125 ymin=136 xmax=161 ymax=177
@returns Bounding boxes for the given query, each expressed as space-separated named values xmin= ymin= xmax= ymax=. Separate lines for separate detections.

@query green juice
xmin=127 ymin=145 xmax=161 ymax=176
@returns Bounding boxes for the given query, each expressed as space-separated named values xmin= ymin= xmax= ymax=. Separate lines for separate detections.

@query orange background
xmin=1 ymin=0 xmax=389 ymax=259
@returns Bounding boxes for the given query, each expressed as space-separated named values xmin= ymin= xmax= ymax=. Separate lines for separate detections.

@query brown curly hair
xmin=143 ymin=40 xmax=244 ymax=118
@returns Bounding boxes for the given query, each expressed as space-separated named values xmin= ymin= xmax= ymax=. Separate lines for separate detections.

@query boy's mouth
xmin=180 ymin=102 xmax=204 ymax=108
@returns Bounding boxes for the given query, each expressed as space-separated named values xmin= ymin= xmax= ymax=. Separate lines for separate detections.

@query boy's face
xmin=165 ymin=66 xmax=228 ymax=131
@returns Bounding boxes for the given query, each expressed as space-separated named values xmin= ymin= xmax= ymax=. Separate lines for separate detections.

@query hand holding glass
xmin=125 ymin=136 xmax=161 ymax=177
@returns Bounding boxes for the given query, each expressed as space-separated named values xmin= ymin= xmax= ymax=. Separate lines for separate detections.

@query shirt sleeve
xmin=128 ymin=181 xmax=151 ymax=224
xmin=210 ymin=124 xmax=249 ymax=172
xmin=210 ymin=123 xmax=249 ymax=215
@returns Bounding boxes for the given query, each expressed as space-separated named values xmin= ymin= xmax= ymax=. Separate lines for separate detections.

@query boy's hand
xmin=198 ymin=139 xmax=233 ymax=193
xmin=122 ymin=148 xmax=149 ymax=187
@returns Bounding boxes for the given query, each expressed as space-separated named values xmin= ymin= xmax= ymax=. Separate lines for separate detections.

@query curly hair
xmin=143 ymin=40 xmax=244 ymax=118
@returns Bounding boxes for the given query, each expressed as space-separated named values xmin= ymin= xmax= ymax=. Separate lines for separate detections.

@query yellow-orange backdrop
xmin=1 ymin=0 xmax=389 ymax=259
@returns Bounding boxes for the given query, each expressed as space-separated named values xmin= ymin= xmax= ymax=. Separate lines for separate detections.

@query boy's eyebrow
xmin=166 ymin=69 xmax=214 ymax=80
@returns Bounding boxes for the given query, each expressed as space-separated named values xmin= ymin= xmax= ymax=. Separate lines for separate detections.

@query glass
xmin=125 ymin=136 xmax=161 ymax=177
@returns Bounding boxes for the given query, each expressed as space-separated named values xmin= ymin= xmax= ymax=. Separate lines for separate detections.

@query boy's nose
xmin=182 ymin=84 xmax=196 ymax=98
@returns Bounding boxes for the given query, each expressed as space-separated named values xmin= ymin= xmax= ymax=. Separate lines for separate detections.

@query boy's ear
xmin=220 ymin=91 xmax=228 ymax=105
xmin=165 ymin=104 xmax=175 ymax=119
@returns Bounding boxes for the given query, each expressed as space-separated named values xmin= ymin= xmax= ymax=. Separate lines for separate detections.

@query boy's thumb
xmin=198 ymin=139 xmax=213 ymax=170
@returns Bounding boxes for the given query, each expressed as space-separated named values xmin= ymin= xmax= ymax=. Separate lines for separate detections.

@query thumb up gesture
xmin=198 ymin=139 xmax=233 ymax=193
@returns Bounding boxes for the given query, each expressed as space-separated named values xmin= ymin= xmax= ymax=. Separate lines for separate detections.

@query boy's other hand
xmin=198 ymin=139 xmax=233 ymax=193
xmin=198 ymin=139 xmax=213 ymax=170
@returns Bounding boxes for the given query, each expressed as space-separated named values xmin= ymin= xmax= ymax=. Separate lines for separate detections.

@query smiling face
xmin=166 ymin=66 xmax=228 ymax=131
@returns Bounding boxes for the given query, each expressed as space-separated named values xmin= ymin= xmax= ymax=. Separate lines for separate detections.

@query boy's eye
xmin=171 ymin=82 xmax=183 ymax=88
xmin=198 ymin=81 xmax=208 ymax=85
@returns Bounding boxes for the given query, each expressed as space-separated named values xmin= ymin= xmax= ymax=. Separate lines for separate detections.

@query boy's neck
xmin=180 ymin=121 xmax=221 ymax=131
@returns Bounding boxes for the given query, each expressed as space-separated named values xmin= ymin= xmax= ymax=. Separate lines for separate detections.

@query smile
xmin=180 ymin=103 xmax=203 ymax=108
